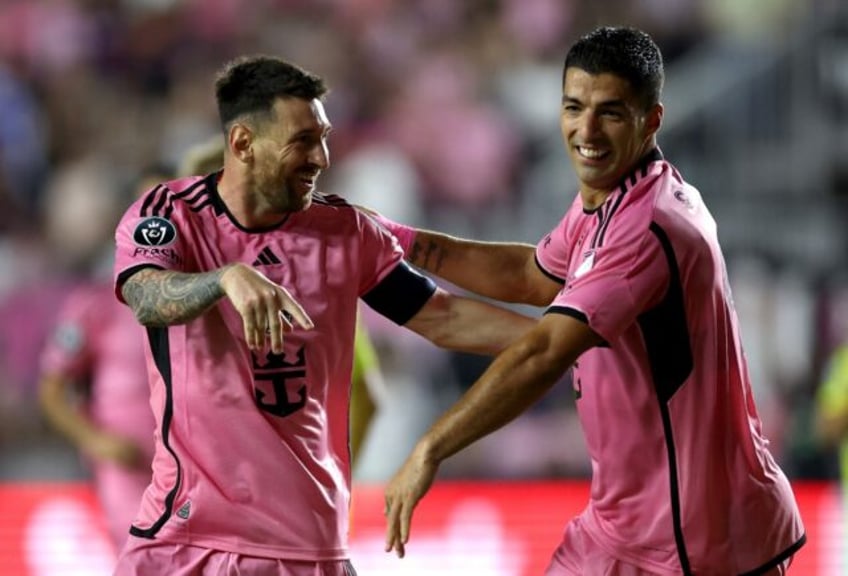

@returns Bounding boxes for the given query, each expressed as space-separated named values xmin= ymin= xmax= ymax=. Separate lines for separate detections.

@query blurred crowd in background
xmin=0 ymin=0 xmax=844 ymax=485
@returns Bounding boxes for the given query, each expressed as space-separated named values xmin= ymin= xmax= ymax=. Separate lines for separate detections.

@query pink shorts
xmin=545 ymin=517 xmax=664 ymax=576
xmin=113 ymin=535 xmax=357 ymax=576
xmin=545 ymin=517 xmax=794 ymax=576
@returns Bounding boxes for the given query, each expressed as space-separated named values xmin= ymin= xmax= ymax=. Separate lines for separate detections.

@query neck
xmin=217 ymin=168 xmax=283 ymax=229
xmin=579 ymin=187 xmax=610 ymax=211
xmin=579 ymin=144 xmax=659 ymax=210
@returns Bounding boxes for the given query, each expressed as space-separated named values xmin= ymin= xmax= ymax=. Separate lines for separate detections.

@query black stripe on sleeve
xmin=544 ymin=306 xmax=610 ymax=347
xmin=362 ymin=261 xmax=437 ymax=325
xmin=140 ymin=185 xmax=166 ymax=217
xmin=116 ymin=263 xmax=164 ymax=303
xmin=151 ymin=186 xmax=171 ymax=217
xmin=544 ymin=305 xmax=588 ymax=324
xmin=534 ymin=254 xmax=566 ymax=284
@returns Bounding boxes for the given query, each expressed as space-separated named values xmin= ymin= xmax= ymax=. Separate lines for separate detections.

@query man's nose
xmin=577 ymin=112 xmax=601 ymax=139
xmin=310 ymin=143 xmax=330 ymax=169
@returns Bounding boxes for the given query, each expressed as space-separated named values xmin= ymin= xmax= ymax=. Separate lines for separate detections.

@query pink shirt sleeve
xmin=535 ymin=218 xmax=571 ymax=281
xmin=355 ymin=208 xmax=404 ymax=295
xmin=535 ymin=195 xmax=584 ymax=281
xmin=548 ymin=225 xmax=669 ymax=343
xmin=113 ymin=199 xmax=186 ymax=302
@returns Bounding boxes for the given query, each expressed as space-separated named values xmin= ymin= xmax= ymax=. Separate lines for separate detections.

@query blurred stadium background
xmin=0 ymin=0 xmax=845 ymax=573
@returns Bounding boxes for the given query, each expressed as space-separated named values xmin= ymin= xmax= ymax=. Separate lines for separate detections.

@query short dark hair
xmin=214 ymin=55 xmax=328 ymax=129
xmin=563 ymin=27 xmax=664 ymax=109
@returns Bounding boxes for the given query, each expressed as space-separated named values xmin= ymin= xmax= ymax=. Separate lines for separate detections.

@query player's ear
xmin=645 ymin=102 xmax=663 ymax=137
xmin=229 ymin=123 xmax=254 ymax=163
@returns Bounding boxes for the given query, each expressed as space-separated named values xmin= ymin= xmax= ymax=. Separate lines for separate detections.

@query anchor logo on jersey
xmin=252 ymin=346 xmax=308 ymax=417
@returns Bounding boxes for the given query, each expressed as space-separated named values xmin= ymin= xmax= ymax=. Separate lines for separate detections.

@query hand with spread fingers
xmin=220 ymin=263 xmax=314 ymax=353
xmin=383 ymin=442 xmax=440 ymax=558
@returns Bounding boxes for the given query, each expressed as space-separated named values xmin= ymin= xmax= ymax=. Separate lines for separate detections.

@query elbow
xmin=133 ymin=308 xmax=164 ymax=327
xmin=522 ymin=280 xmax=562 ymax=308
xmin=516 ymin=336 xmax=572 ymax=381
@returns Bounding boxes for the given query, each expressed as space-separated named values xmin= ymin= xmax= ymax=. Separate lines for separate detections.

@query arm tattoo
xmin=409 ymin=238 xmax=447 ymax=274
xmin=122 ymin=268 xmax=227 ymax=326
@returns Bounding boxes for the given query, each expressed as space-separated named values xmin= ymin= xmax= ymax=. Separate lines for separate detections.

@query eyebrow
xmin=561 ymin=95 xmax=628 ymax=109
xmin=291 ymin=125 xmax=333 ymax=139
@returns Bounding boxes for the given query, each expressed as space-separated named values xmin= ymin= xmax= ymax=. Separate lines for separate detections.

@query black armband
xmin=362 ymin=261 xmax=437 ymax=325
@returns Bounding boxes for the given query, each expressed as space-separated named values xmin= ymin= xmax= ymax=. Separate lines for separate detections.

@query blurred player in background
xmin=37 ymin=166 xmax=170 ymax=551
xmin=111 ymin=55 xmax=533 ymax=576
xmin=380 ymin=26 xmax=805 ymax=575
xmin=176 ymin=134 xmax=385 ymax=466
xmin=814 ymin=342 xmax=848 ymax=567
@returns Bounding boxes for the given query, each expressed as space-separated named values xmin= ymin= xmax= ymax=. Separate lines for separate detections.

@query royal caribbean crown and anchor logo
xmin=252 ymin=346 xmax=308 ymax=417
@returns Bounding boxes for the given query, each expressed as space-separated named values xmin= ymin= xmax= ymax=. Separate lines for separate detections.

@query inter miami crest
xmin=133 ymin=217 xmax=177 ymax=247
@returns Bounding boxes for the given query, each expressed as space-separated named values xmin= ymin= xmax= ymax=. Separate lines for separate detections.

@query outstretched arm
xmin=402 ymin=287 xmax=536 ymax=356
xmin=384 ymin=312 xmax=603 ymax=557
xmin=121 ymin=263 xmax=313 ymax=353
xmin=367 ymin=211 xmax=560 ymax=307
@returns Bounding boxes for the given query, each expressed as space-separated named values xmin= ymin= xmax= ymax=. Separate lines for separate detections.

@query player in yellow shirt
xmin=816 ymin=345 xmax=848 ymax=488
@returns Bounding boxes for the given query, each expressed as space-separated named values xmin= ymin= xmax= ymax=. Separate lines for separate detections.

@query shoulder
xmin=119 ymin=176 xmax=216 ymax=245
xmin=132 ymin=176 xmax=215 ymax=220
xmin=310 ymin=191 xmax=352 ymax=209
xmin=304 ymin=191 xmax=375 ymax=232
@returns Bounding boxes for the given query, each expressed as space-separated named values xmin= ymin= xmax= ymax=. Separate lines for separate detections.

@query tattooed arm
xmin=361 ymin=208 xmax=559 ymax=307
xmin=121 ymin=267 xmax=227 ymax=326
xmin=404 ymin=231 xmax=559 ymax=307
xmin=121 ymin=263 xmax=313 ymax=353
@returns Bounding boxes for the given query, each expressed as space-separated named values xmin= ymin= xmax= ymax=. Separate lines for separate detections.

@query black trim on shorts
xmin=362 ymin=261 xmax=437 ymax=325
xmin=738 ymin=533 xmax=806 ymax=576
xmin=130 ymin=325 xmax=182 ymax=539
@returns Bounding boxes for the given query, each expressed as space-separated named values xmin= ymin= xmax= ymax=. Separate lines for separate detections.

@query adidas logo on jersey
xmin=253 ymin=247 xmax=282 ymax=266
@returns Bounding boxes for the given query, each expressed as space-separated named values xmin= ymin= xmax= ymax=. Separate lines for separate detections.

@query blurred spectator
xmin=35 ymin=164 xmax=168 ymax=554
xmin=815 ymin=345 xmax=848 ymax=486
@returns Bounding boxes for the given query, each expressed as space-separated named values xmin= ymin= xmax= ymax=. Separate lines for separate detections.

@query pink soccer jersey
xmin=536 ymin=150 xmax=805 ymax=574
xmin=40 ymin=283 xmax=155 ymax=545
xmin=113 ymin=175 xmax=414 ymax=561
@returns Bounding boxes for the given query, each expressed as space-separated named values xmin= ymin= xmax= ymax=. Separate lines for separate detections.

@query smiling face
xmin=560 ymin=68 xmax=662 ymax=206
xmin=249 ymin=96 xmax=332 ymax=213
